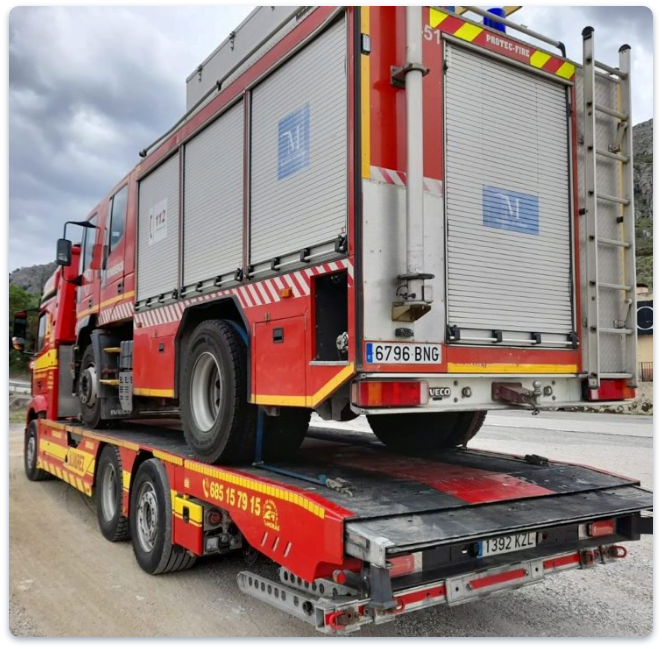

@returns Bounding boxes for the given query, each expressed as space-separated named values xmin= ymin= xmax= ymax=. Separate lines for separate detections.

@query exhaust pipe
xmin=393 ymin=6 xmax=433 ymax=323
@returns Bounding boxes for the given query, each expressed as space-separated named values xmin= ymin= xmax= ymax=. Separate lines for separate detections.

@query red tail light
xmin=352 ymin=381 xmax=429 ymax=407
xmin=388 ymin=554 xmax=417 ymax=578
xmin=587 ymin=379 xmax=635 ymax=402
xmin=588 ymin=519 xmax=616 ymax=537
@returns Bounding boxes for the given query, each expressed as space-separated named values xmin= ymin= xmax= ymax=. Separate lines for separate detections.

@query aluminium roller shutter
xmin=445 ymin=44 xmax=573 ymax=337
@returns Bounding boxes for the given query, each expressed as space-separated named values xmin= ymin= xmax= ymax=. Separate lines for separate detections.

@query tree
xmin=9 ymin=284 xmax=39 ymax=377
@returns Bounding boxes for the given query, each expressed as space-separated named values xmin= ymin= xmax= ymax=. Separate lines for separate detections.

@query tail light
xmin=586 ymin=379 xmax=636 ymax=402
xmin=388 ymin=554 xmax=418 ymax=578
xmin=587 ymin=519 xmax=616 ymax=537
xmin=352 ymin=381 xmax=429 ymax=407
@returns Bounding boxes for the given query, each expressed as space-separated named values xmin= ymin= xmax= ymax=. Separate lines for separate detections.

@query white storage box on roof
xmin=186 ymin=6 xmax=306 ymax=112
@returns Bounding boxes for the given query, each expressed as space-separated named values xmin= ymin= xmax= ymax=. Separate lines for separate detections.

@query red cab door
xmin=100 ymin=183 xmax=130 ymax=319
xmin=77 ymin=212 xmax=101 ymax=322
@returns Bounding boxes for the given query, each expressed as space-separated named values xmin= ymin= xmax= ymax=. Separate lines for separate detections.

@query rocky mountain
xmin=633 ymin=118 xmax=653 ymax=289
xmin=7 ymin=122 xmax=653 ymax=294
xmin=9 ymin=262 xmax=57 ymax=295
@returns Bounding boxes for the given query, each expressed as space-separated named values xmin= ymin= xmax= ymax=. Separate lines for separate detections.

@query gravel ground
xmin=8 ymin=412 xmax=653 ymax=637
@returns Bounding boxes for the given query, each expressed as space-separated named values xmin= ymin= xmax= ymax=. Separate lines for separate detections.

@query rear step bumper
xmin=238 ymin=543 xmax=636 ymax=634
xmin=345 ymin=485 xmax=654 ymax=565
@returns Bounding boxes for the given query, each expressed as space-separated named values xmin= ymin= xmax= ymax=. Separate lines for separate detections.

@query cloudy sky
xmin=7 ymin=5 xmax=654 ymax=271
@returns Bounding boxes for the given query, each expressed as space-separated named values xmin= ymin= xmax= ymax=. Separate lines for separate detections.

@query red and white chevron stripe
xmin=135 ymin=258 xmax=354 ymax=328
xmin=99 ymin=300 xmax=135 ymax=325
xmin=370 ymin=165 xmax=444 ymax=196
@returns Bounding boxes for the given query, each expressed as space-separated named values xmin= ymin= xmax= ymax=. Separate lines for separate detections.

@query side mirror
xmin=12 ymin=311 xmax=28 ymax=352
xmin=56 ymin=238 xmax=73 ymax=266
xmin=11 ymin=337 xmax=25 ymax=353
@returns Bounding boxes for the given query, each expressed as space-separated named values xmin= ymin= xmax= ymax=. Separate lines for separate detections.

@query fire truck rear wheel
xmin=130 ymin=459 xmax=197 ymax=575
xmin=180 ymin=319 xmax=256 ymax=465
xmin=261 ymin=408 xmax=312 ymax=460
xmin=367 ymin=410 xmax=487 ymax=453
xmin=79 ymin=346 xmax=105 ymax=429
xmin=24 ymin=420 xmax=52 ymax=482
xmin=96 ymin=445 xmax=130 ymax=542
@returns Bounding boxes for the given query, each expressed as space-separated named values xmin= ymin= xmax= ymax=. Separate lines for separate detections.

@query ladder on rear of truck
xmin=582 ymin=27 xmax=638 ymax=389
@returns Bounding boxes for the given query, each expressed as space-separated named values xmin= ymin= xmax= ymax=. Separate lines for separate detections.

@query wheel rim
xmin=79 ymin=365 xmax=98 ymax=407
xmin=26 ymin=434 xmax=36 ymax=469
xmin=100 ymin=463 xmax=118 ymax=521
xmin=190 ymin=351 xmax=222 ymax=433
xmin=136 ymin=482 xmax=158 ymax=553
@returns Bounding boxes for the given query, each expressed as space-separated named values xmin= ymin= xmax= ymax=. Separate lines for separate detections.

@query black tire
xmin=367 ymin=410 xmax=487 ymax=453
xmin=79 ymin=346 xmax=104 ymax=428
xmin=180 ymin=320 xmax=256 ymax=464
xmin=24 ymin=420 xmax=52 ymax=482
xmin=261 ymin=408 xmax=312 ymax=460
xmin=96 ymin=445 xmax=130 ymax=542
xmin=130 ymin=459 xmax=196 ymax=575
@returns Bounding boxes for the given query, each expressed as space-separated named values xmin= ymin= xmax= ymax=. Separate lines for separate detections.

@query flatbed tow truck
xmin=15 ymin=5 xmax=653 ymax=634
xmin=26 ymin=415 xmax=652 ymax=634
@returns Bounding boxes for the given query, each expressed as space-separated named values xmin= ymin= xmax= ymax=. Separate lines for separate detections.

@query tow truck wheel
xmin=96 ymin=445 xmax=130 ymax=542
xmin=367 ymin=410 xmax=487 ymax=453
xmin=130 ymin=459 xmax=196 ymax=575
xmin=79 ymin=346 xmax=104 ymax=429
xmin=180 ymin=320 xmax=255 ymax=465
xmin=24 ymin=420 xmax=52 ymax=482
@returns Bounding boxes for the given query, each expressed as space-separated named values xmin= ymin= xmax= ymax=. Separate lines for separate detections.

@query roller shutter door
xmin=137 ymin=154 xmax=180 ymax=302
xmin=183 ymin=102 xmax=244 ymax=286
xmin=445 ymin=44 xmax=573 ymax=339
xmin=250 ymin=18 xmax=347 ymax=264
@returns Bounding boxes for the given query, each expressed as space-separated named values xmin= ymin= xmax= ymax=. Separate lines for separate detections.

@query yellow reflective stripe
xmin=173 ymin=493 xmax=204 ymax=525
xmin=153 ymin=450 xmax=183 ymax=466
xmin=41 ymin=439 xmax=68 ymax=461
xmin=122 ymin=470 xmax=131 ymax=490
xmin=555 ymin=61 xmax=576 ymax=79
xmin=448 ymin=363 xmax=579 ymax=374
xmin=530 ymin=50 xmax=551 ymax=69
xmin=453 ymin=22 xmax=483 ymax=43
xmin=33 ymin=349 xmax=58 ymax=371
xmin=183 ymin=461 xmax=325 ymax=519
xmin=100 ymin=291 xmax=135 ymax=309
xmin=309 ymin=362 xmax=355 ymax=406
xmin=253 ymin=363 xmax=355 ymax=409
xmin=430 ymin=7 xmax=449 ymax=28
xmin=76 ymin=291 xmax=135 ymax=320
xmin=133 ymin=387 xmax=175 ymax=398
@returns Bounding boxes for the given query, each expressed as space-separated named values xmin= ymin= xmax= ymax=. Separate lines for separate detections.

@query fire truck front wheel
xmin=180 ymin=320 xmax=255 ymax=464
xmin=79 ymin=346 xmax=104 ymax=428
xmin=367 ymin=410 xmax=487 ymax=453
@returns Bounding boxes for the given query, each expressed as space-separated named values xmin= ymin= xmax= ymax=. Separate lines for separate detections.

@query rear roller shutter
xmin=444 ymin=44 xmax=574 ymax=344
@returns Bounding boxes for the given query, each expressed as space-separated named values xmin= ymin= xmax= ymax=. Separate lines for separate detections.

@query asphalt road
xmin=8 ymin=411 xmax=653 ymax=637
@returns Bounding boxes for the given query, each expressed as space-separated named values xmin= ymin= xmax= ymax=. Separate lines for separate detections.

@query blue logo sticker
xmin=366 ymin=343 xmax=374 ymax=364
xmin=483 ymin=186 xmax=539 ymax=235
xmin=278 ymin=104 xmax=310 ymax=180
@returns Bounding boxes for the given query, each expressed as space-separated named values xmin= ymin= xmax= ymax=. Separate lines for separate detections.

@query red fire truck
xmin=13 ymin=7 xmax=652 ymax=633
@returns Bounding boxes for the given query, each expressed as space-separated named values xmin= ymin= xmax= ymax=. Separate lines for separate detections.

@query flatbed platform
xmin=35 ymin=417 xmax=653 ymax=633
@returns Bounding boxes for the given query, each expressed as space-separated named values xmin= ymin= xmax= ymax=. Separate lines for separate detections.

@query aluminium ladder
xmin=582 ymin=27 xmax=638 ymax=389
